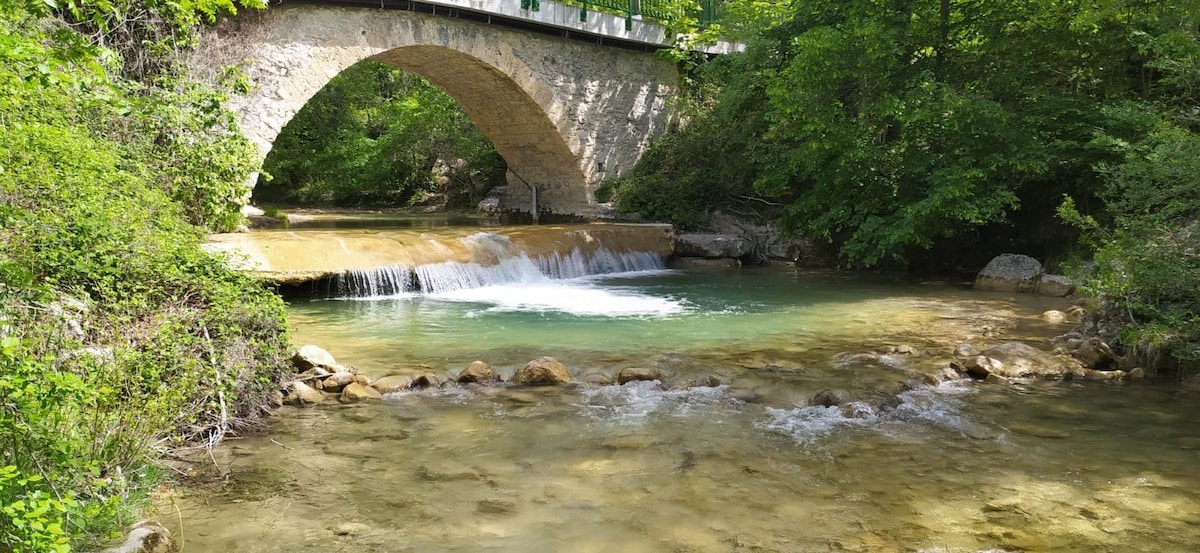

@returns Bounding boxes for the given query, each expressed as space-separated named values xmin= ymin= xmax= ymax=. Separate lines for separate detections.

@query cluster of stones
xmin=283 ymin=348 xmax=694 ymax=407
xmin=284 ymin=345 xmax=384 ymax=405
xmin=801 ymin=337 xmax=1147 ymax=422
xmin=672 ymin=214 xmax=833 ymax=269
xmin=938 ymin=340 xmax=1144 ymax=386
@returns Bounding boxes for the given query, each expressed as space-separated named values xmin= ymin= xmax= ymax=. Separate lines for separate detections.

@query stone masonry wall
xmin=188 ymin=4 xmax=678 ymax=215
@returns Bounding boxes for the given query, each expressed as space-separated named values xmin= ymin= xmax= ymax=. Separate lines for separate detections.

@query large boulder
xmin=980 ymin=342 xmax=1083 ymax=379
xmin=675 ymin=233 xmax=751 ymax=259
xmin=292 ymin=345 xmax=337 ymax=371
xmin=974 ymin=254 xmax=1043 ymax=293
xmin=477 ymin=186 xmax=505 ymax=214
xmin=104 ymin=520 xmax=175 ymax=553
xmin=320 ymin=371 xmax=357 ymax=393
xmin=957 ymin=355 xmax=1004 ymax=379
xmin=707 ymin=212 xmax=833 ymax=267
xmin=372 ymin=375 xmax=414 ymax=393
xmin=1037 ymin=274 xmax=1076 ymax=297
xmin=457 ymin=361 xmax=498 ymax=384
xmin=512 ymin=357 xmax=573 ymax=386
xmin=340 ymin=382 xmax=383 ymax=403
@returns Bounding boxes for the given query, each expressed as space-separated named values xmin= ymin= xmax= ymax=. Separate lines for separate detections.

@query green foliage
xmin=626 ymin=0 xmax=1200 ymax=371
xmin=1063 ymin=120 xmax=1200 ymax=373
xmin=624 ymin=0 xmax=1199 ymax=270
xmin=0 ymin=465 xmax=75 ymax=553
xmin=1 ymin=1 xmax=291 ymax=549
xmin=255 ymin=61 xmax=506 ymax=209
xmin=42 ymin=0 xmax=266 ymax=79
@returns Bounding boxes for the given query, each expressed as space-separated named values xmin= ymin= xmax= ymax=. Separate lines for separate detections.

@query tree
xmin=254 ymin=61 xmax=506 ymax=208
xmin=622 ymin=0 xmax=1197 ymax=269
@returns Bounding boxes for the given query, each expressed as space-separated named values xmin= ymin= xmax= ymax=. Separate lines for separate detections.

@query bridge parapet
xmin=306 ymin=0 xmax=741 ymax=54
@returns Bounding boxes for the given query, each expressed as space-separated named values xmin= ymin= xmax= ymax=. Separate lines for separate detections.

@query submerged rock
xmin=974 ymin=254 xmax=1043 ymax=293
xmin=924 ymin=367 xmax=967 ymax=386
xmin=512 ymin=357 xmax=572 ymax=386
xmin=617 ymin=367 xmax=665 ymax=384
xmin=1042 ymin=310 xmax=1068 ymax=323
xmin=475 ymin=499 xmax=517 ymax=515
xmin=331 ymin=522 xmax=371 ymax=537
xmin=293 ymin=345 xmax=337 ymax=371
xmin=1084 ymin=369 xmax=1127 ymax=382
xmin=580 ymin=370 xmax=616 ymax=385
xmin=675 ymin=374 xmax=725 ymax=389
xmin=809 ymin=389 xmax=845 ymax=407
xmin=457 ymin=360 xmax=498 ymax=384
xmin=954 ymin=343 xmax=981 ymax=357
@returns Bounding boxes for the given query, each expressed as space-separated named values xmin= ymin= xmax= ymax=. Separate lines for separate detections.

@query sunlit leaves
xmin=257 ymin=61 xmax=504 ymax=207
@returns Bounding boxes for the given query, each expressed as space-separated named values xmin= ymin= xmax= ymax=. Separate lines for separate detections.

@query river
xmin=171 ymin=215 xmax=1200 ymax=552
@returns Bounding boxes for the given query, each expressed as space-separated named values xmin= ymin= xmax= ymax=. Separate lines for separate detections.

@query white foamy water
xmin=578 ymin=380 xmax=732 ymax=423
xmin=762 ymin=381 xmax=983 ymax=444
xmin=431 ymin=280 xmax=684 ymax=317
xmin=327 ymin=232 xmax=670 ymax=308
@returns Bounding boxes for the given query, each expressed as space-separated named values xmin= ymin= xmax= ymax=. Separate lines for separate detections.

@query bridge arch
xmin=188 ymin=4 xmax=679 ymax=215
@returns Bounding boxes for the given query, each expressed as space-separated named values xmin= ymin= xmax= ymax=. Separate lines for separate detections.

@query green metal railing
xmin=523 ymin=0 xmax=722 ymax=31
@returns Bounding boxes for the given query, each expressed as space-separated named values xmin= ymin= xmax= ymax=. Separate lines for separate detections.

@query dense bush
xmin=1 ymin=1 xmax=291 ymax=550
xmin=1063 ymin=119 xmax=1200 ymax=374
xmin=254 ymin=60 xmax=506 ymax=208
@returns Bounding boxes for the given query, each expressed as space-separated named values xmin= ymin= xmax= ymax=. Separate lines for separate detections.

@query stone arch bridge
xmin=189 ymin=1 xmax=721 ymax=216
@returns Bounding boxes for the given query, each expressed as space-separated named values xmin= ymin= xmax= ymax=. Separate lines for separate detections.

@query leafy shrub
xmin=1 ymin=2 xmax=291 ymax=549
xmin=1062 ymin=122 xmax=1200 ymax=374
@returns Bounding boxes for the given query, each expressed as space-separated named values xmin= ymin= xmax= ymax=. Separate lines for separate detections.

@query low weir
xmin=206 ymin=223 xmax=676 ymax=298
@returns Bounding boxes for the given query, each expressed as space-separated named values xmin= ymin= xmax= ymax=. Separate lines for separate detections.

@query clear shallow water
xmin=168 ymin=380 xmax=1200 ymax=553
xmin=169 ymin=230 xmax=1200 ymax=552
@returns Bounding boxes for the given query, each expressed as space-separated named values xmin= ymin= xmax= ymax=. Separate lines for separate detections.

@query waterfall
xmin=324 ymin=232 xmax=666 ymax=299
